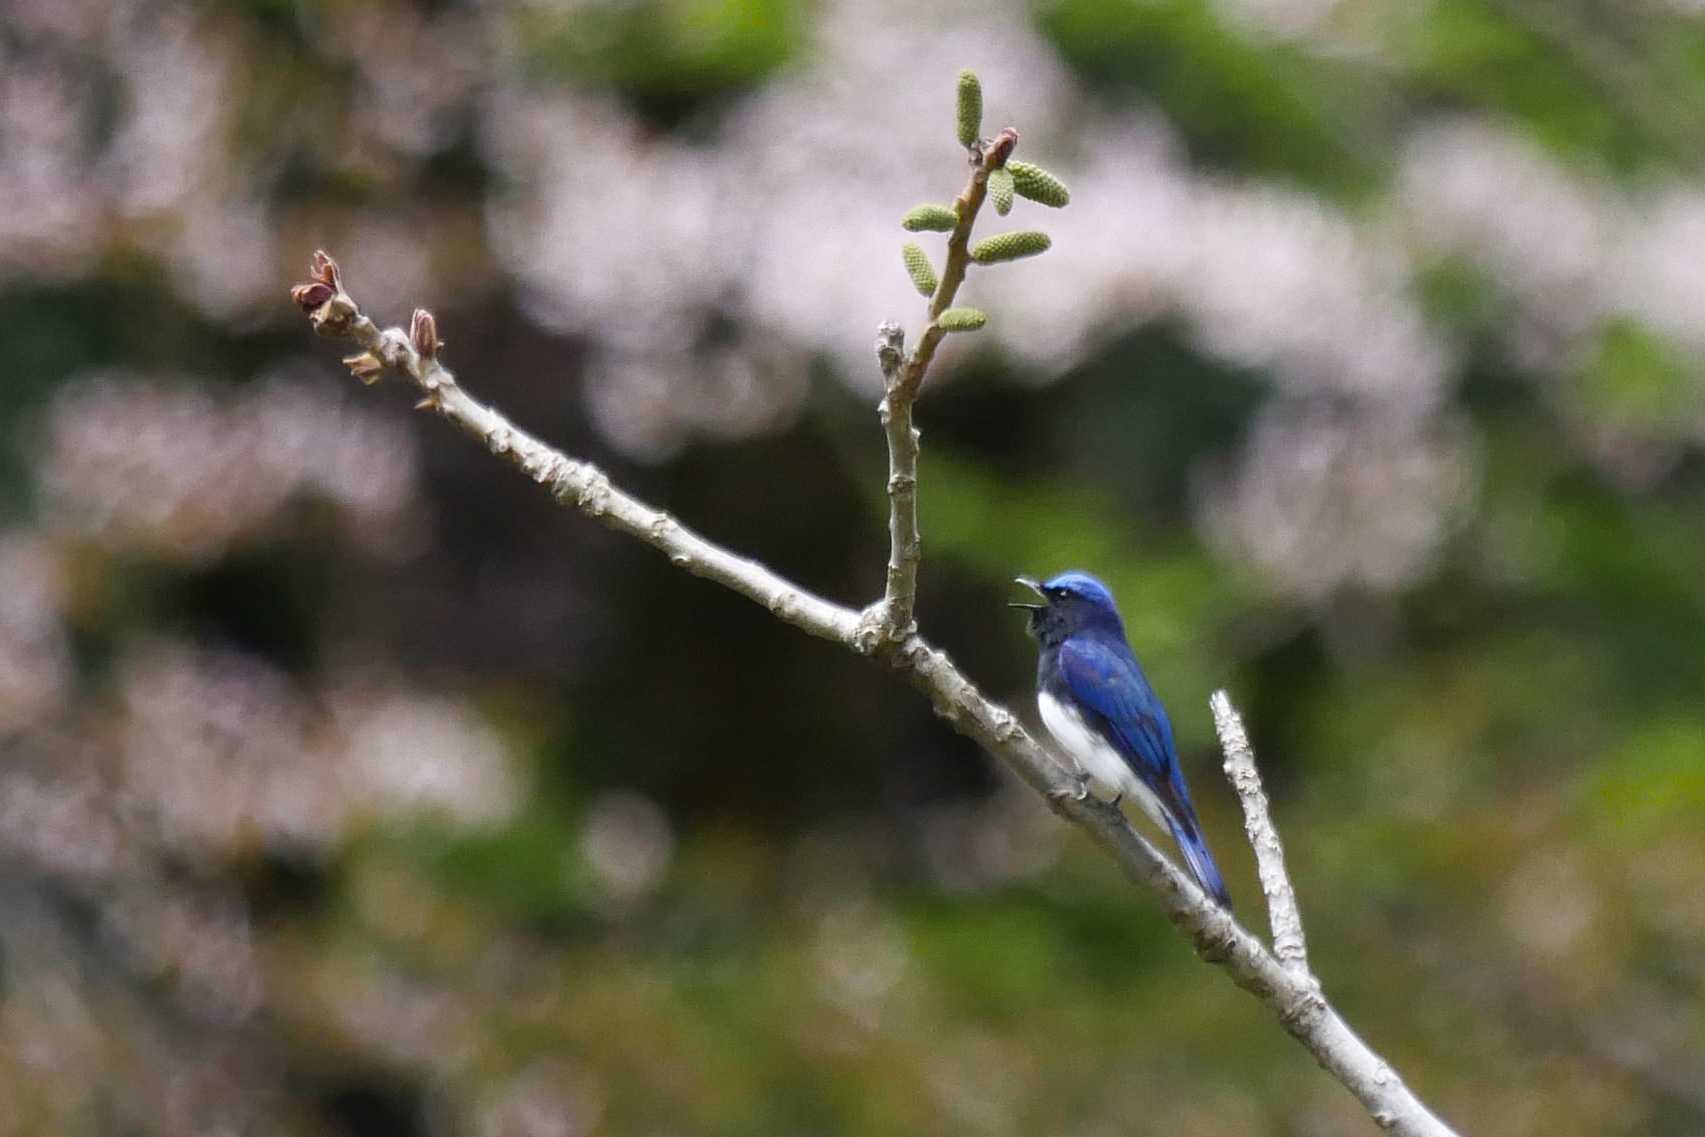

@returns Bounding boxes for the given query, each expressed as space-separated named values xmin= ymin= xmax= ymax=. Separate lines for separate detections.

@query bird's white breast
xmin=1037 ymin=691 xmax=1168 ymax=831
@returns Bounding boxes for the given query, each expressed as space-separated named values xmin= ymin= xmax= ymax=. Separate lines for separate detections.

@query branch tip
xmin=310 ymin=249 xmax=342 ymax=291
xmin=410 ymin=308 xmax=442 ymax=359
xmin=1213 ymin=689 xmax=1311 ymax=977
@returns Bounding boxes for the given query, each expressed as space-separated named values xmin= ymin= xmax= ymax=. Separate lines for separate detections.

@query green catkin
xmin=1006 ymin=161 xmax=1070 ymax=207
xmin=937 ymin=307 xmax=988 ymax=332
xmin=901 ymin=243 xmax=939 ymax=296
xmin=988 ymin=168 xmax=1015 ymax=216
xmin=970 ymin=230 xmax=1051 ymax=264
xmin=956 ymin=70 xmax=982 ymax=149
xmin=902 ymin=204 xmax=959 ymax=232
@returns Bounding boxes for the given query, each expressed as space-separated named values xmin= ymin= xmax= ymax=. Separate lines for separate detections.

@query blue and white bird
xmin=1012 ymin=571 xmax=1231 ymax=907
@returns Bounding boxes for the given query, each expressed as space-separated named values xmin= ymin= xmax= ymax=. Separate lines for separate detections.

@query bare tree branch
xmin=1213 ymin=689 xmax=1310 ymax=977
xmin=292 ymin=252 xmax=1460 ymax=1137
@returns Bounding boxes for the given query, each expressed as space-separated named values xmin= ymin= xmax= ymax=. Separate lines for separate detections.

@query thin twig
xmin=901 ymin=134 xmax=1010 ymax=394
xmin=873 ymin=137 xmax=1010 ymax=638
xmin=874 ymin=321 xmax=920 ymax=638
xmin=293 ymin=256 xmax=1460 ymax=1137
xmin=1213 ymin=689 xmax=1310 ymax=977
xmin=306 ymin=288 xmax=858 ymax=649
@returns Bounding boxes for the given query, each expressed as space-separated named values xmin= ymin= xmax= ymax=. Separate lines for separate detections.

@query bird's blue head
xmin=1011 ymin=570 xmax=1126 ymax=646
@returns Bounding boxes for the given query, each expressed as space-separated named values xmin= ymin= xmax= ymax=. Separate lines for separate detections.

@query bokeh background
xmin=5 ymin=0 xmax=1705 ymax=1133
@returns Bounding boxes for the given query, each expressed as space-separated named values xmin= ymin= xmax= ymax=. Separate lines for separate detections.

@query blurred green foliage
xmin=1041 ymin=0 xmax=1385 ymax=196
xmin=9 ymin=0 xmax=1705 ymax=1135
xmin=517 ymin=0 xmax=809 ymax=121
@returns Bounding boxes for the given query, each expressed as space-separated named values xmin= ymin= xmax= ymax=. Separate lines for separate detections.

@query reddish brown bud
xmin=410 ymin=308 xmax=441 ymax=359
xmin=987 ymin=127 xmax=1020 ymax=168
xmin=343 ymin=352 xmax=384 ymax=384
xmin=310 ymin=249 xmax=342 ymax=291
xmin=291 ymin=281 xmax=334 ymax=313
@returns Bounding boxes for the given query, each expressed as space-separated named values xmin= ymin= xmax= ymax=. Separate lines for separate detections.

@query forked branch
xmin=292 ymin=249 xmax=1455 ymax=1137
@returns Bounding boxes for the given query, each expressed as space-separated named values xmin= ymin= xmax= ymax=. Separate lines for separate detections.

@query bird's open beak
xmin=1008 ymin=575 xmax=1044 ymax=610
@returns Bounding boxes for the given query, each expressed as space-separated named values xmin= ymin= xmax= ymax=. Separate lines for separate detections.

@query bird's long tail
xmin=1166 ymin=815 xmax=1232 ymax=909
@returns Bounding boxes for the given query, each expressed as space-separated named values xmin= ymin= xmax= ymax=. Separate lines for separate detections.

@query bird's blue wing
xmin=1056 ymin=636 xmax=1232 ymax=908
xmin=1056 ymin=636 xmax=1181 ymax=793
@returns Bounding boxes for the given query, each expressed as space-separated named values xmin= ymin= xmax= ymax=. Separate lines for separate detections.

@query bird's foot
xmin=1047 ymin=776 xmax=1092 ymax=806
